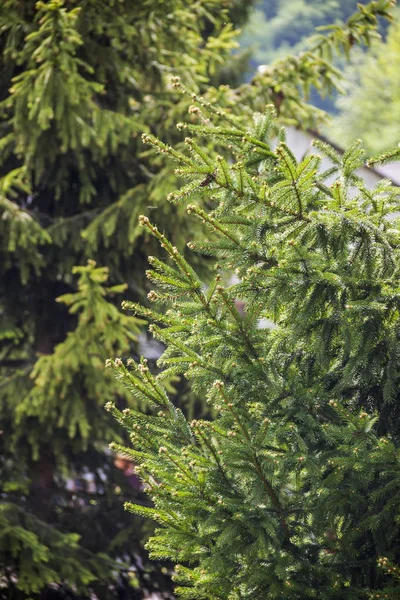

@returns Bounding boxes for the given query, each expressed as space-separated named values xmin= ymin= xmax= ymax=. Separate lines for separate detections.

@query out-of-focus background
xmin=240 ymin=0 xmax=398 ymax=153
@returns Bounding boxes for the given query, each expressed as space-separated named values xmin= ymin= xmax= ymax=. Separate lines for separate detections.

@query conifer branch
xmin=213 ymin=380 xmax=291 ymax=542
xmin=186 ymin=205 xmax=242 ymax=247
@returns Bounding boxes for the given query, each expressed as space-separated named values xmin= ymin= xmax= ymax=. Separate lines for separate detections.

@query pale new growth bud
xmin=105 ymin=359 xmax=112 ymax=368
xmin=141 ymin=134 xmax=151 ymax=144
xmin=115 ymin=358 xmax=123 ymax=367
xmin=139 ymin=215 xmax=149 ymax=226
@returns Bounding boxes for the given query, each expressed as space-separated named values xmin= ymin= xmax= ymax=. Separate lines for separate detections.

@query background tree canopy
xmin=239 ymin=0 xmax=370 ymax=67
xmin=330 ymin=10 xmax=400 ymax=153
xmin=0 ymin=1 xmax=254 ymax=597
xmin=239 ymin=0 xmax=391 ymax=115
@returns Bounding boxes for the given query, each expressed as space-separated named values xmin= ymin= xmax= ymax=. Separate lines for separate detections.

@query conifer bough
xmin=109 ymin=85 xmax=400 ymax=598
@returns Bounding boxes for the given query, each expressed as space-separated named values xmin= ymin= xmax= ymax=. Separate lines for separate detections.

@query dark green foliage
xmin=109 ymin=12 xmax=400 ymax=598
xmin=0 ymin=1 xmax=255 ymax=597
xmin=0 ymin=503 xmax=109 ymax=596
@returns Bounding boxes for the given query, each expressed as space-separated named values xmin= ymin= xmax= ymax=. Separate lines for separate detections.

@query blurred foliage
xmin=240 ymin=0 xmax=370 ymax=66
xmin=330 ymin=10 xmax=400 ymax=154
xmin=0 ymin=1 xmax=254 ymax=597
xmin=239 ymin=0 xmax=390 ymax=112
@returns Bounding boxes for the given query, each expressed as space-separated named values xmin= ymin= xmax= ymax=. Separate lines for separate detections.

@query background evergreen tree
xmin=0 ymin=1 xmax=254 ymax=597
xmin=106 ymin=2 xmax=400 ymax=598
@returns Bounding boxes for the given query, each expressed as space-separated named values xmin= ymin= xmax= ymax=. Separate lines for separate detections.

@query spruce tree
xmin=107 ymin=3 xmax=400 ymax=598
xmin=109 ymin=101 xmax=400 ymax=600
xmin=0 ymin=1 xmax=253 ymax=597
